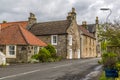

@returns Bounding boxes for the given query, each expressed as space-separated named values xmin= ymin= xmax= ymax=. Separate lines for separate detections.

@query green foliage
xmin=31 ymin=44 xmax=62 ymax=62
xmin=99 ymin=23 xmax=120 ymax=46
xmin=98 ymin=60 xmax=103 ymax=64
xmin=45 ymin=44 xmax=56 ymax=57
xmin=38 ymin=48 xmax=51 ymax=62
xmin=99 ymin=71 xmax=116 ymax=80
xmin=116 ymin=62 xmax=120 ymax=71
xmin=101 ymin=41 xmax=108 ymax=52
xmin=31 ymin=54 xmax=40 ymax=60
xmin=102 ymin=52 xmax=117 ymax=69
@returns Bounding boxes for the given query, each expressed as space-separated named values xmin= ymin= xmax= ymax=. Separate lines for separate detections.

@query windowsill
xmin=52 ymin=43 xmax=57 ymax=45
xmin=6 ymin=55 xmax=16 ymax=58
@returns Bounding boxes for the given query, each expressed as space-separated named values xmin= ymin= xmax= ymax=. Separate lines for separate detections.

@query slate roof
xmin=29 ymin=20 xmax=71 ymax=36
xmin=79 ymin=25 xmax=95 ymax=39
xmin=0 ymin=25 xmax=47 ymax=46
xmin=0 ymin=21 xmax=28 ymax=29
xmin=87 ymin=24 xmax=96 ymax=33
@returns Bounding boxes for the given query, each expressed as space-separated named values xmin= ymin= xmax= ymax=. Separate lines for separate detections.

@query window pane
xmin=34 ymin=47 xmax=38 ymax=54
xmin=9 ymin=46 xmax=14 ymax=50
xmin=9 ymin=51 xmax=15 ymax=55
xmin=53 ymin=36 xmax=57 ymax=43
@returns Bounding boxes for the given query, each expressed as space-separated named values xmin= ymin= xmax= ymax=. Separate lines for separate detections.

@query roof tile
xmin=29 ymin=20 xmax=71 ymax=35
xmin=0 ymin=25 xmax=47 ymax=46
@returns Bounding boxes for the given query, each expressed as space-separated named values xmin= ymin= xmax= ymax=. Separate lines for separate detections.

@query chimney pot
xmin=96 ymin=16 xmax=99 ymax=24
xmin=82 ymin=21 xmax=87 ymax=28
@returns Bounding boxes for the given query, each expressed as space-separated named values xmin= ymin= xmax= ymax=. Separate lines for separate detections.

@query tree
xmin=99 ymin=20 xmax=120 ymax=46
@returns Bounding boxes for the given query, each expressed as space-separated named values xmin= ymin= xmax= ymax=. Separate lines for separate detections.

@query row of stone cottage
xmin=0 ymin=8 xmax=100 ymax=63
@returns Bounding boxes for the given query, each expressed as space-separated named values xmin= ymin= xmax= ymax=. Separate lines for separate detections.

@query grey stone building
xmin=28 ymin=8 xmax=81 ymax=59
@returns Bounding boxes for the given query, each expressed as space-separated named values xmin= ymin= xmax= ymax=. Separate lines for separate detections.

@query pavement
xmin=0 ymin=58 xmax=101 ymax=80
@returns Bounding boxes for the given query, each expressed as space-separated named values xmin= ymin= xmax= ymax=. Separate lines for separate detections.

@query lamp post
xmin=100 ymin=8 xmax=112 ymax=23
xmin=100 ymin=8 xmax=112 ymax=53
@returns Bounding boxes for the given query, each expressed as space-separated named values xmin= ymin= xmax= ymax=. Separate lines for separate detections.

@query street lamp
xmin=100 ymin=8 xmax=112 ymax=52
xmin=100 ymin=8 xmax=112 ymax=23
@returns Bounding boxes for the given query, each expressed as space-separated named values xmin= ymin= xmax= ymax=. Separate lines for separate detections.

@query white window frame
xmin=51 ymin=35 xmax=58 ymax=45
xmin=6 ymin=45 xmax=16 ymax=58
xmin=68 ymin=35 xmax=72 ymax=45
xmin=34 ymin=46 xmax=39 ymax=54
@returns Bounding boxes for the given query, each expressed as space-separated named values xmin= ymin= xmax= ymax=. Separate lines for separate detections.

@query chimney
xmin=27 ymin=12 xmax=37 ymax=29
xmin=71 ymin=7 xmax=76 ymax=20
xmin=82 ymin=21 xmax=87 ymax=28
xmin=96 ymin=16 xmax=99 ymax=24
xmin=67 ymin=7 xmax=76 ymax=21
xmin=67 ymin=12 xmax=72 ymax=21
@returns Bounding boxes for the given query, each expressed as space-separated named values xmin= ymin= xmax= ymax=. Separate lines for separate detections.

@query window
xmin=51 ymin=35 xmax=57 ymax=45
xmin=90 ymin=39 xmax=91 ymax=45
xmin=9 ymin=46 xmax=15 ymax=55
xmin=6 ymin=45 xmax=16 ymax=58
xmin=34 ymin=46 xmax=39 ymax=54
xmin=68 ymin=35 xmax=72 ymax=45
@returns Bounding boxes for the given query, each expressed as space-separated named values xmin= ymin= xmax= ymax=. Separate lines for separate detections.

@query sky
xmin=0 ymin=0 xmax=120 ymax=24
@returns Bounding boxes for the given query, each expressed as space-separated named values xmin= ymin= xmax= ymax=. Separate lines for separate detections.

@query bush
xmin=45 ymin=44 xmax=56 ymax=57
xmin=31 ymin=54 xmax=40 ymax=60
xmin=38 ymin=48 xmax=51 ymax=62
xmin=47 ymin=58 xmax=55 ymax=62
xmin=31 ymin=44 xmax=63 ymax=63
xmin=102 ymin=52 xmax=117 ymax=69
xmin=98 ymin=60 xmax=102 ymax=64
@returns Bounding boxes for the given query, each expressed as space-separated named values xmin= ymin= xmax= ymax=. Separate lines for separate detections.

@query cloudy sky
xmin=0 ymin=0 xmax=119 ymax=24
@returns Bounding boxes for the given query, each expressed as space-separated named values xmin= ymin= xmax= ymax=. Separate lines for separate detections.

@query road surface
xmin=0 ymin=58 xmax=101 ymax=80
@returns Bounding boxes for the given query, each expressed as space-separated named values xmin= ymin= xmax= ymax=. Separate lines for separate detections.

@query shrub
xmin=38 ymin=48 xmax=51 ymax=62
xmin=98 ymin=60 xmax=102 ymax=64
xmin=47 ymin=58 xmax=55 ymax=62
xmin=45 ymin=44 xmax=56 ymax=57
xmin=31 ymin=54 xmax=40 ymax=60
xmin=102 ymin=52 xmax=118 ymax=69
xmin=31 ymin=44 xmax=63 ymax=63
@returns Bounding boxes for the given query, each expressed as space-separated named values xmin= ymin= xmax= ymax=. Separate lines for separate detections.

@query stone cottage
xmin=79 ymin=24 xmax=96 ymax=58
xmin=83 ymin=17 xmax=101 ymax=57
xmin=28 ymin=8 xmax=81 ymax=59
xmin=0 ymin=24 xmax=46 ymax=63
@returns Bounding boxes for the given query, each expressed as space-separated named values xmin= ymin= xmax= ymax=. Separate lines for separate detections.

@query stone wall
xmin=66 ymin=20 xmax=81 ymax=59
xmin=6 ymin=45 xmax=28 ymax=63
xmin=38 ymin=35 xmax=67 ymax=58
xmin=0 ymin=45 xmax=38 ymax=63
xmin=81 ymin=35 xmax=96 ymax=58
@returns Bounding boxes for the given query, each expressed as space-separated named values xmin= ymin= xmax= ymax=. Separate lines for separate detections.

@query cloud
xmin=0 ymin=0 xmax=119 ymax=24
